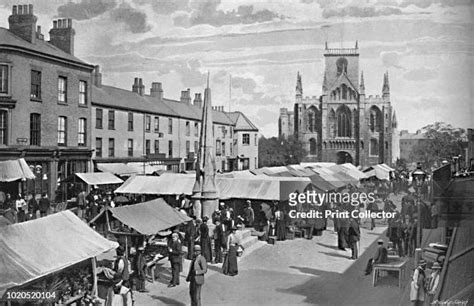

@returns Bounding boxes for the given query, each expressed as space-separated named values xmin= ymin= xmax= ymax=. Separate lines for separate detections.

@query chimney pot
xmin=53 ymin=20 xmax=57 ymax=28
xmin=18 ymin=5 xmax=23 ymax=14
xmin=23 ymin=5 xmax=28 ymax=14
xmin=12 ymin=5 xmax=17 ymax=15
xmin=9 ymin=4 xmax=38 ymax=43
xmin=93 ymin=65 xmax=102 ymax=87
xmin=37 ymin=25 xmax=41 ymax=33
xmin=68 ymin=18 xmax=72 ymax=28
xmin=29 ymin=4 xmax=33 ymax=15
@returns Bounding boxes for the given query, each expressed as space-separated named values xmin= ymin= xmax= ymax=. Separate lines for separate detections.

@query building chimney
xmin=138 ymin=78 xmax=145 ymax=96
xmin=93 ymin=65 xmax=102 ymax=87
xmin=132 ymin=77 xmax=139 ymax=93
xmin=49 ymin=18 xmax=75 ymax=55
xmin=193 ymin=93 xmax=202 ymax=108
xmin=150 ymin=82 xmax=163 ymax=100
xmin=8 ymin=4 xmax=37 ymax=43
xmin=180 ymin=88 xmax=191 ymax=104
xmin=36 ymin=25 xmax=43 ymax=40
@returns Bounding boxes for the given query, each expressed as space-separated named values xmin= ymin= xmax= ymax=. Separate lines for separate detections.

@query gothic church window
xmin=369 ymin=106 xmax=382 ymax=132
xmin=309 ymin=138 xmax=317 ymax=155
xmin=336 ymin=57 xmax=348 ymax=75
xmin=370 ymin=138 xmax=378 ymax=156
xmin=328 ymin=109 xmax=336 ymax=138
xmin=336 ymin=105 xmax=351 ymax=137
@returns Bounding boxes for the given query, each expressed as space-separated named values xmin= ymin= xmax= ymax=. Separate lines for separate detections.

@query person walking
xmin=168 ymin=233 xmax=182 ymax=287
xmin=27 ymin=193 xmax=38 ymax=220
xmin=133 ymin=246 xmax=147 ymax=292
xmin=185 ymin=218 xmax=197 ymax=260
xmin=186 ymin=245 xmax=207 ymax=306
xmin=410 ymin=259 xmax=427 ymax=306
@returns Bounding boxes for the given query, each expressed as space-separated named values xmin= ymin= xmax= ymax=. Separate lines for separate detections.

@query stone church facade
xmin=279 ymin=42 xmax=395 ymax=167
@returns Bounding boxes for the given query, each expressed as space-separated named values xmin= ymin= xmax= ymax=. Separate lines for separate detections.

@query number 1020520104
xmin=2 ymin=290 xmax=57 ymax=301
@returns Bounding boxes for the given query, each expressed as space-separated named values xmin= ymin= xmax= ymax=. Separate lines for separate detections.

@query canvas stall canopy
xmin=75 ymin=172 xmax=123 ymax=185
xmin=115 ymin=174 xmax=195 ymax=195
xmin=115 ymin=174 xmax=311 ymax=201
xmin=0 ymin=211 xmax=118 ymax=296
xmin=0 ymin=158 xmax=35 ymax=182
xmin=363 ymin=164 xmax=395 ymax=180
xmin=107 ymin=198 xmax=191 ymax=235
xmin=97 ymin=163 xmax=140 ymax=176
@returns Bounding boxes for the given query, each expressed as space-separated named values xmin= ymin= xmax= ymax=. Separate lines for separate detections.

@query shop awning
xmin=0 ymin=211 xmax=118 ymax=296
xmin=108 ymin=198 xmax=191 ymax=235
xmin=0 ymin=158 xmax=35 ymax=182
xmin=75 ymin=172 xmax=123 ymax=185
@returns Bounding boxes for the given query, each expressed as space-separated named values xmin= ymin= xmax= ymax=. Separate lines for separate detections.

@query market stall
xmin=89 ymin=198 xmax=191 ymax=283
xmin=0 ymin=210 xmax=118 ymax=304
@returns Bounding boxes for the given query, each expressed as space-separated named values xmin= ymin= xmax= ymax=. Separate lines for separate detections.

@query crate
xmin=268 ymin=236 xmax=276 ymax=244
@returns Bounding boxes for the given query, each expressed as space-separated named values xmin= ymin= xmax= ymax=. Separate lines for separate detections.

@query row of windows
xmin=96 ymin=108 xmax=234 ymax=138
xmin=96 ymin=138 xmax=179 ymax=158
xmin=0 ymin=65 xmax=88 ymax=105
xmin=0 ymin=111 xmax=86 ymax=146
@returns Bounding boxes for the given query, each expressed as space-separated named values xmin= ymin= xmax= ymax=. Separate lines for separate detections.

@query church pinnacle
xmin=359 ymin=71 xmax=365 ymax=94
xmin=296 ymin=71 xmax=303 ymax=97
xmin=382 ymin=71 xmax=390 ymax=95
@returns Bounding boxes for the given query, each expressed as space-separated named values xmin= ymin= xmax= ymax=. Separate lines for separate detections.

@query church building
xmin=279 ymin=42 xmax=396 ymax=167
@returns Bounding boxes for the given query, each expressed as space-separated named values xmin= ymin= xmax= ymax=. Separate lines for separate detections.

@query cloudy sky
xmin=0 ymin=0 xmax=472 ymax=137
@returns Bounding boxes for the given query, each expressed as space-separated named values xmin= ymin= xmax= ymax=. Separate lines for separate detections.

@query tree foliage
xmin=258 ymin=136 xmax=306 ymax=167
xmin=409 ymin=122 xmax=466 ymax=169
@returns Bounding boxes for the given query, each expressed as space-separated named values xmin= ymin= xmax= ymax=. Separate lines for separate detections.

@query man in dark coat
xmin=27 ymin=193 xmax=38 ymax=220
xmin=243 ymin=200 xmax=255 ymax=227
xmin=185 ymin=218 xmax=197 ymax=260
xmin=337 ymin=215 xmax=349 ymax=250
xmin=186 ymin=245 xmax=207 ymax=306
xmin=199 ymin=217 xmax=213 ymax=263
xmin=364 ymin=239 xmax=388 ymax=275
xmin=348 ymin=217 xmax=360 ymax=259
xmin=168 ymin=233 xmax=182 ymax=287
xmin=38 ymin=193 xmax=50 ymax=217
xmin=213 ymin=220 xmax=226 ymax=263
xmin=387 ymin=213 xmax=404 ymax=257
xmin=133 ymin=246 xmax=147 ymax=292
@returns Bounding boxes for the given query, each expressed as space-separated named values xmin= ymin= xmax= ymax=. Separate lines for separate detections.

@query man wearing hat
xmin=364 ymin=239 xmax=388 ymax=275
xmin=186 ymin=245 xmax=207 ymax=306
xmin=133 ymin=245 xmax=147 ymax=292
xmin=243 ymin=200 xmax=254 ymax=227
xmin=168 ymin=232 xmax=183 ymax=287
xmin=410 ymin=259 xmax=427 ymax=306
xmin=427 ymin=262 xmax=442 ymax=300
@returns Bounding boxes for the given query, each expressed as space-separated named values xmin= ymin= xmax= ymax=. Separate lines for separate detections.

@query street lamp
xmin=412 ymin=163 xmax=427 ymax=248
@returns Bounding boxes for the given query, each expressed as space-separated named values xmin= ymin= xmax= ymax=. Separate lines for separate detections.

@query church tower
xmin=320 ymin=41 xmax=360 ymax=165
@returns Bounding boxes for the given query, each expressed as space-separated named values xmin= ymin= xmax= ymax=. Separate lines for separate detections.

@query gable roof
xmin=327 ymin=71 xmax=359 ymax=94
xmin=228 ymin=111 xmax=259 ymax=131
xmin=0 ymin=27 xmax=92 ymax=69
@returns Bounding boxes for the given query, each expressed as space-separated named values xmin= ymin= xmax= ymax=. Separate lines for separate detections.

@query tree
xmin=258 ymin=136 xmax=306 ymax=167
xmin=409 ymin=122 xmax=466 ymax=169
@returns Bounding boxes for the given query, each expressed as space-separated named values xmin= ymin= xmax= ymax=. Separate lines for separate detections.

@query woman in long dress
xmin=222 ymin=227 xmax=240 ymax=276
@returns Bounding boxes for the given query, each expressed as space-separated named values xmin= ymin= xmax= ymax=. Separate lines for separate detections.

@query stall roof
xmin=97 ymin=163 xmax=140 ymax=176
xmin=115 ymin=174 xmax=195 ymax=195
xmin=75 ymin=172 xmax=123 ymax=185
xmin=108 ymin=198 xmax=191 ymax=235
xmin=115 ymin=174 xmax=311 ymax=201
xmin=363 ymin=164 xmax=393 ymax=180
xmin=0 ymin=211 xmax=117 ymax=295
xmin=0 ymin=158 xmax=35 ymax=182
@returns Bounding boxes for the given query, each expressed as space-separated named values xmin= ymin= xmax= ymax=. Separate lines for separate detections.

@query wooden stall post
xmin=91 ymin=257 xmax=98 ymax=297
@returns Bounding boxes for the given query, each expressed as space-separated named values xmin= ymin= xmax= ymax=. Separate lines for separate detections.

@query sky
xmin=0 ymin=0 xmax=472 ymax=137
